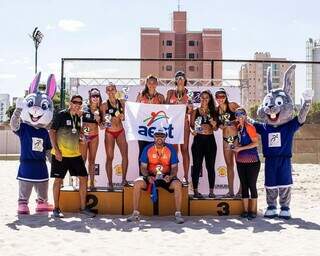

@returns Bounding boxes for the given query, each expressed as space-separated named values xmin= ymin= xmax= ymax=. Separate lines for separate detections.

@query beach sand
xmin=0 ymin=161 xmax=319 ymax=256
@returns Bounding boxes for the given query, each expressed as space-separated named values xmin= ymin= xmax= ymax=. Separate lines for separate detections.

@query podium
xmin=59 ymin=186 xmax=253 ymax=216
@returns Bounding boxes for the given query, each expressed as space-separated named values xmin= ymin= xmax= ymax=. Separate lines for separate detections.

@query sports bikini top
xmin=106 ymin=99 xmax=124 ymax=117
xmin=218 ymin=104 xmax=236 ymax=126
xmin=82 ymin=105 xmax=98 ymax=124
xmin=139 ymin=92 xmax=162 ymax=104
xmin=168 ymin=89 xmax=189 ymax=104
xmin=195 ymin=108 xmax=211 ymax=125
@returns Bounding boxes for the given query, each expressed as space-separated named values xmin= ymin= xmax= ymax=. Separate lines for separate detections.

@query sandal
xmin=208 ymin=192 xmax=216 ymax=198
xmin=193 ymin=191 xmax=204 ymax=199
xmin=224 ymin=192 xmax=234 ymax=198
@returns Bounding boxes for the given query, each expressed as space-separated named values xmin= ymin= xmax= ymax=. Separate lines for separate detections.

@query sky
xmin=0 ymin=0 xmax=319 ymax=101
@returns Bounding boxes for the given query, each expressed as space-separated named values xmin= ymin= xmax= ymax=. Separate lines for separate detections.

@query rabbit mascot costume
xmin=253 ymin=65 xmax=313 ymax=219
xmin=10 ymin=73 xmax=56 ymax=214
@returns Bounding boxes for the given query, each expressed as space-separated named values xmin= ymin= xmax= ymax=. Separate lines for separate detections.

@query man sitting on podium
xmin=127 ymin=127 xmax=184 ymax=224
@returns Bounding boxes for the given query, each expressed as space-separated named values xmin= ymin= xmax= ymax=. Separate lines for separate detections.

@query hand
xmin=164 ymin=175 xmax=171 ymax=183
xmin=302 ymin=89 xmax=314 ymax=101
xmin=148 ymin=176 xmax=154 ymax=184
xmin=187 ymin=104 xmax=193 ymax=114
xmin=119 ymin=113 xmax=125 ymax=121
xmin=94 ymin=114 xmax=101 ymax=122
xmin=54 ymin=149 xmax=62 ymax=162
xmin=209 ymin=119 xmax=217 ymax=127
xmin=15 ymin=98 xmax=24 ymax=110
xmin=232 ymin=146 xmax=242 ymax=153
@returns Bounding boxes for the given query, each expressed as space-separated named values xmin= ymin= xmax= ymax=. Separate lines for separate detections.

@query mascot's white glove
xmin=302 ymin=89 xmax=314 ymax=102
xmin=15 ymin=97 xmax=24 ymax=110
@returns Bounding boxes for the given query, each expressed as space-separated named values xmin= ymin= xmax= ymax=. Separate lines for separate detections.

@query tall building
xmin=306 ymin=38 xmax=320 ymax=102
xmin=0 ymin=94 xmax=10 ymax=123
xmin=239 ymin=52 xmax=294 ymax=109
xmin=140 ymin=11 xmax=222 ymax=80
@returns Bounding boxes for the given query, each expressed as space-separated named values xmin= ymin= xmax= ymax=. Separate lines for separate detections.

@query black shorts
xmin=50 ymin=155 xmax=88 ymax=179
xmin=143 ymin=176 xmax=181 ymax=193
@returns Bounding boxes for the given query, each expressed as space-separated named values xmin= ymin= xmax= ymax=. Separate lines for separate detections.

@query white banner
xmin=124 ymin=102 xmax=186 ymax=144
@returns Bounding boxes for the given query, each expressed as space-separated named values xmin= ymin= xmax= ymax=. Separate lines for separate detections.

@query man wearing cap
xmin=49 ymin=94 xmax=96 ymax=218
xmin=127 ymin=127 xmax=184 ymax=224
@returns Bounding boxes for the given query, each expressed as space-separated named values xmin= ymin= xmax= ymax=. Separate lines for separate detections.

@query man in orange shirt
xmin=127 ymin=127 xmax=184 ymax=224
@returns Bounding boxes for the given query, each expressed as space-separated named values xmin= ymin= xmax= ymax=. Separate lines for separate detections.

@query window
xmin=162 ymin=53 xmax=164 ymax=58
xmin=189 ymin=66 xmax=195 ymax=72
xmin=188 ymin=53 xmax=195 ymax=59
xmin=166 ymin=65 xmax=173 ymax=71
xmin=166 ymin=40 xmax=172 ymax=46
xmin=196 ymin=53 xmax=199 ymax=59
xmin=189 ymin=40 xmax=195 ymax=46
xmin=166 ymin=53 xmax=172 ymax=58
xmin=196 ymin=41 xmax=199 ymax=46
xmin=162 ymin=40 xmax=164 ymax=46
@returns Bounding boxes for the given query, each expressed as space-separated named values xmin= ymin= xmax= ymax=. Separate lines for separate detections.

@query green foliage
xmin=305 ymin=101 xmax=320 ymax=124
xmin=5 ymin=104 xmax=15 ymax=120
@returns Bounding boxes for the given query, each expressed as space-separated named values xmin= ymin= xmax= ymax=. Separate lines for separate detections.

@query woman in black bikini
xmin=190 ymin=90 xmax=218 ymax=198
xmin=80 ymin=88 xmax=102 ymax=190
xmin=101 ymin=83 xmax=128 ymax=189
xmin=215 ymin=88 xmax=241 ymax=198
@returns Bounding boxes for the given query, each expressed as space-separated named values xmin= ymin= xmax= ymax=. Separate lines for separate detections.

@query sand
xmin=0 ymin=161 xmax=319 ymax=256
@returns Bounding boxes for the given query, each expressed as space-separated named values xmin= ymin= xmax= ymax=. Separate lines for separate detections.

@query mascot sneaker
xmin=18 ymin=203 xmax=30 ymax=214
xmin=279 ymin=207 xmax=291 ymax=220
xmin=36 ymin=201 xmax=54 ymax=212
xmin=264 ymin=206 xmax=278 ymax=218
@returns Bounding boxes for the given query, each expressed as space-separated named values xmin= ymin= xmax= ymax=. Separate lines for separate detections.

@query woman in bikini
xmin=101 ymin=83 xmax=128 ymax=189
xmin=166 ymin=71 xmax=193 ymax=185
xmin=215 ymin=87 xmax=241 ymax=198
xmin=80 ymin=88 xmax=102 ymax=190
xmin=136 ymin=75 xmax=165 ymax=170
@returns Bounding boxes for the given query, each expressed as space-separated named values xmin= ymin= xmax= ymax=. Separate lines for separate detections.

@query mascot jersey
xmin=14 ymin=123 xmax=52 ymax=182
xmin=254 ymin=116 xmax=302 ymax=187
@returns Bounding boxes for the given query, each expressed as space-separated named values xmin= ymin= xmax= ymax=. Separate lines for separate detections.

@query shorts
xmin=264 ymin=157 xmax=292 ymax=188
xmin=142 ymin=175 xmax=181 ymax=193
xmin=50 ymin=155 xmax=88 ymax=179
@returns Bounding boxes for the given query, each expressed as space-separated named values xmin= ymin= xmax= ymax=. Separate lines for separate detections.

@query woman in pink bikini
xmin=80 ymin=88 xmax=102 ymax=190
xmin=101 ymin=83 xmax=128 ymax=189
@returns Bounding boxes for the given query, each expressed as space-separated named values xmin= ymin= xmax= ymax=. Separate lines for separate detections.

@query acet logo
xmin=138 ymin=111 xmax=174 ymax=138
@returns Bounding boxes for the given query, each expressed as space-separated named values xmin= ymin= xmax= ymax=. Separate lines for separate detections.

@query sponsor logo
xmin=217 ymin=166 xmax=227 ymax=177
xmin=113 ymin=164 xmax=122 ymax=176
xmin=138 ymin=111 xmax=174 ymax=138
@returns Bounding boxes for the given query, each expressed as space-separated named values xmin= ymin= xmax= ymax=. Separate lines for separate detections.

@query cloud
xmin=0 ymin=58 xmax=4 ymax=62
xmin=10 ymin=57 xmax=30 ymax=65
xmin=0 ymin=74 xmax=17 ymax=79
xmin=58 ymin=19 xmax=85 ymax=32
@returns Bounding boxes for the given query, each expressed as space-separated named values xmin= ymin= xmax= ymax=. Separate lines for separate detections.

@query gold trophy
xmin=155 ymin=165 xmax=164 ymax=180
xmin=226 ymin=136 xmax=236 ymax=149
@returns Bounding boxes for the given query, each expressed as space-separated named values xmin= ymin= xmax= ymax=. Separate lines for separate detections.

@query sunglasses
xmin=71 ymin=100 xmax=82 ymax=105
xmin=235 ymin=111 xmax=246 ymax=118
xmin=154 ymin=133 xmax=166 ymax=138
xmin=175 ymin=76 xmax=185 ymax=81
xmin=91 ymin=94 xmax=100 ymax=98
xmin=215 ymin=94 xmax=226 ymax=99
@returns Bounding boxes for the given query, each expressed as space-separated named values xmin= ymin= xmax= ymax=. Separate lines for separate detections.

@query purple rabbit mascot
xmin=253 ymin=65 xmax=313 ymax=219
xmin=10 ymin=73 xmax=56 ymax=214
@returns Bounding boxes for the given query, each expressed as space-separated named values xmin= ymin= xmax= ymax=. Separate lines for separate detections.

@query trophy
xmin=155 ymin=165 xmax=164 ymax=180
xmin=226 ymin=136 xmax=236 ymax=149
xmin=104 ymin=113 xmax=112 ymax=128
xmin=221 ymin=112 xmax=231 ymax=126
xmin=195 ymin=116 xmax=203 ymax=133
xmin=80 ymin=126 xmax=90 ymax=142
xmin=122 ymin=86 xmax=129 ymax=101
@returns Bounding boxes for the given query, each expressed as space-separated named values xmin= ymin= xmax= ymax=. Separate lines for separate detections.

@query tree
xmin=305 ymin=101 xmax=320 ymax=124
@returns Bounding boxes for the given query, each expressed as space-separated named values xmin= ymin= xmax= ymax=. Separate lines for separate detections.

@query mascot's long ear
xmin=266 ymin=66 xmax=272 ymax=93
xmin=29 ymin=72 xmax=41 ymax=94
xmin=46 ymin=74 xmax=57 ymax=99
xmin=282 ymin=64 xmax=296 ymax=96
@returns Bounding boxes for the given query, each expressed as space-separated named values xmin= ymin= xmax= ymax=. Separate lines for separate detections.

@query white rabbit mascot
xmin=10 ymin=73 xmax=56 ymax=214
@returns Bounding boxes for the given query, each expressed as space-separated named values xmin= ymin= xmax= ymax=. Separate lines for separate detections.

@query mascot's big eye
xmin=27 ymin=99 xmax=34 ymax=107
xmin=41 ymin=101 xmax=49 ymax=110
xmin=263 ymin=97 xmax=271 ymax=107
xmin=275 ymin=97 xmax=284 ymax=106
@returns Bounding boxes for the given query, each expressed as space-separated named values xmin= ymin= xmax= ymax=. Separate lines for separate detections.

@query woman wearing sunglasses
xmin=215 ymin=87 xmax=241 ymax=198
xmin=136 ymin=75 xmax=165 ymax=171
xmin=232 ymin=107 xmax=260 ymax=219
xmin=190 ymin=90 xmax=218 ymax=198
xmin=166 ymin=71 xmax=193 ymax=185
xmin=79 ymin=88 xmax=102 ymax=190
xmin=101 ymin=83 xmax=128 ymax=189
